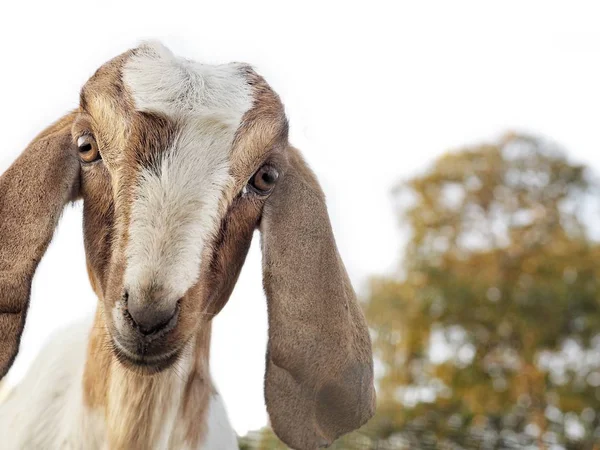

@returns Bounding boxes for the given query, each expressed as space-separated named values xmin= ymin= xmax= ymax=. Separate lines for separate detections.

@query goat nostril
xmin=122 ymin=290 xmax=130 ymax=308
xmin=125 ymin=301 xmax=179 ymax=336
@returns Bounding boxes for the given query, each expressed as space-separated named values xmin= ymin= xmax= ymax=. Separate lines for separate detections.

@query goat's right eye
xmin=77 ymin=135 xmax=101 ymax=163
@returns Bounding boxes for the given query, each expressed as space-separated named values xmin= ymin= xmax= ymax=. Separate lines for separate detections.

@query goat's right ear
xmin=0 ymin=113 xmax=79 ymax=379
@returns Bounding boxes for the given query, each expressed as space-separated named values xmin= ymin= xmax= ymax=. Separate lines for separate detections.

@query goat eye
xmin=249 ymin=165 xmax=279 ymax=194
xmin=77 ymin=135 xmax=101 ymax=163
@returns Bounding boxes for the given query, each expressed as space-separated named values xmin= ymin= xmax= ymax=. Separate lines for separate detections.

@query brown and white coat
xmin=0 ymin=42 xmax=375 ymax=450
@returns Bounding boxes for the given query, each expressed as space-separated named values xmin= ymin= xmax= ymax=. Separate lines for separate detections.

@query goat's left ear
xmin=260 ymin=147 xmax=375 ymax=450
xmin=0 ymin=112 xmax=79 ymax=379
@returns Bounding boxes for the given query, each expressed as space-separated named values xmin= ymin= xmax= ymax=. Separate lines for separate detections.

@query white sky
xmin=0 ymin=0 xmax=599 ymax=436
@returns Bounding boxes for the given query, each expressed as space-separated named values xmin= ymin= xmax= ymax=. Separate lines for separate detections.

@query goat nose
xmin=124 ymin=292 xmax=178 ymax=335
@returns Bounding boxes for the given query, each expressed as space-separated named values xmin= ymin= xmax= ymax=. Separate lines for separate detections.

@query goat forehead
xmin=123 ymin=41 xmax=253 ymax=123
xmin=80 ymin=41 xmax=286 ymax=169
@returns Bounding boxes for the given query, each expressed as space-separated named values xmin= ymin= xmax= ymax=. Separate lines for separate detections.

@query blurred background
xmin=242 ymin=133 xmax=600 ymax=449
xmin=1 ymin=1 xmax=600 ymax=449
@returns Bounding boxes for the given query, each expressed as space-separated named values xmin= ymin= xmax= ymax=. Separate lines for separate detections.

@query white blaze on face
xmin=122 ymin=42 xmax=253 ymax=302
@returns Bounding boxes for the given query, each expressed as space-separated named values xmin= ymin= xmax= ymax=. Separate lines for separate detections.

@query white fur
xmin=124 ymin=41 xmax=252 ymax=119
xmin=0 ymin=319 xmax=105 ymax=449
xmin=123 ymin=41 xmax=252 ymax=305
xmin=0 ymin=318 xmax=237 ymax=450
xmin=202 ymin=393 xmax=240 ymax=449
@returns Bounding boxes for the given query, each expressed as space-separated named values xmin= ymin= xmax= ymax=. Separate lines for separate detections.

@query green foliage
xmin=240 ymin=134 xmax=600 ymax=449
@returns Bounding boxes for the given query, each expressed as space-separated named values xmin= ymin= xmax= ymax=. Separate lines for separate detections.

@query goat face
xmin=76 ymin=43 xmax=285 ymax=372
xmin=0 ymin=42 xmax=375 ymax=449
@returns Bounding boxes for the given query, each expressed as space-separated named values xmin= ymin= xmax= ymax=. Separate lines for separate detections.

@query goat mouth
xmin=111 ymin=338 xmax=182 ymax=374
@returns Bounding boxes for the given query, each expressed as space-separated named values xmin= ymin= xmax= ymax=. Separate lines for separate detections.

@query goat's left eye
xmin=249 ymin=165 xmax=279 ymax=194
xmin=77 ymin=135 xmax=101 ymax=163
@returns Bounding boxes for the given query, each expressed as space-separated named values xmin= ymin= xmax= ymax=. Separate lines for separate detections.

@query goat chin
xmin=0 ymin=317 xmax=238 ymax=450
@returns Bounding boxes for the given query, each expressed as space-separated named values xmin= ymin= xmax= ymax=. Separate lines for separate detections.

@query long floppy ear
xmin=261 ymin=148 xmax=375 ymax=449
xmin=0 ymin=113 xmax=79 ymax=379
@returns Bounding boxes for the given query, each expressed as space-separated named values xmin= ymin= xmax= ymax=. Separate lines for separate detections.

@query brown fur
xmin=0 ymin=44 xmax=375 ymax=450
xmin=0 ymin=113 xmax=79 ymax=379
xmin=181 ymin=324 xmax=213 ymax=445
xmin=261 ymin=148 xmax=375 ymax=449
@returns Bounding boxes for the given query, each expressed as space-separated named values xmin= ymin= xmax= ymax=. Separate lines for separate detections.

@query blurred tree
xmin=366 ymin=133 xmax=600 ymax=449
xmin=240 ymin=134 xmax=600 ymax=449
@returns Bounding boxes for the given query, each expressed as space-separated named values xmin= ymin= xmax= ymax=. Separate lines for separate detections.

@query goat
xmin=0 ymin=42 xmax=375 ymax=450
